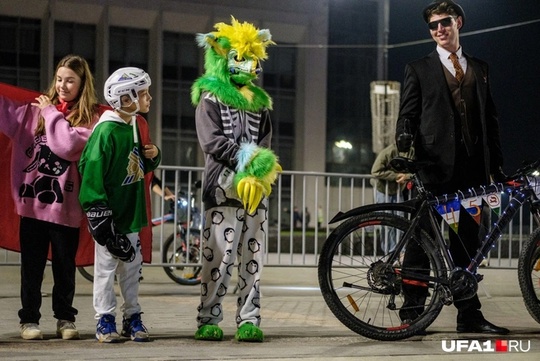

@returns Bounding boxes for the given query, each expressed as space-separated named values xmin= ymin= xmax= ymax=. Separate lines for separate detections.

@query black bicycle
xmin=318 ymin=157 xmax=540 ymax=340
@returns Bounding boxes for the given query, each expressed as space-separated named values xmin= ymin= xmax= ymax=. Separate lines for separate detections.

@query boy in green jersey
xmin=79 ymin=67 xmax=161 ymax=343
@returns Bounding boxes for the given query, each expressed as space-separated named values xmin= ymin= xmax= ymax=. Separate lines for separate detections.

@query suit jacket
xmin=396 ymin=50 xmax=503 ymax=186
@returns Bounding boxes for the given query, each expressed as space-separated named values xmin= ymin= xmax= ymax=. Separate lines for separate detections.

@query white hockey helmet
xmin=103 ymin=67 xmax=151 ymax=110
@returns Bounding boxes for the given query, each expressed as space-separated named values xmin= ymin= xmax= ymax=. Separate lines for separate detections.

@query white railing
xmin=0 ymin=165 xmax=535 ymax=269
xmin=150 ymin=165 xmax=534 ymax=269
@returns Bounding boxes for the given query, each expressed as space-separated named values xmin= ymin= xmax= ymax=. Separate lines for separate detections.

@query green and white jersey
xmin=79 ymin=110 xmax=161 ymax=234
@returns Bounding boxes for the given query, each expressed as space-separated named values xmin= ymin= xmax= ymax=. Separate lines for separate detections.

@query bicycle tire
xmin=518 ymin=227 xmax=540 ymax=324
xmin=162 ymin=229 xmax=202 ymax=286
xmin=318 ymin=211 xmax=446 ymax=341
xmin=77 ymin=266 xmax=94 ymax=282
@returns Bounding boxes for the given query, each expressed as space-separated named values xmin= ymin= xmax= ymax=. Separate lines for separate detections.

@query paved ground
xmin=0 ymin=264 xmax=539 ymax=360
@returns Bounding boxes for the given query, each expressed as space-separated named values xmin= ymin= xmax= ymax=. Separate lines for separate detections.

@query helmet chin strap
xmin=115 ymin=99 xmax=139 ymax=144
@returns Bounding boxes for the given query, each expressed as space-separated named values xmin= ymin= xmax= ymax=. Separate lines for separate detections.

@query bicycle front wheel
xmin=162 ymin=230 xmax=202 ymax=286
xmin=518 ymin=227 xmax=540 ymax=324
xmin=318 ymin=211 xmax=446 ymax=341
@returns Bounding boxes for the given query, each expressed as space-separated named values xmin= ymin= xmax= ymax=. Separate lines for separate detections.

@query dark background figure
xmin=302 ymin=207 xmax=311 ymax=228
xmin=293 ymin=207 xmax=302 ymax=229
xmin=317 ymin=205 xmax=324 ymax=230
xmin=370 ymin=143 xmax=413 ymax=253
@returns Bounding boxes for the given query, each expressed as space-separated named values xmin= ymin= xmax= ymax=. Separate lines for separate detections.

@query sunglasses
xmin=427 ymin=16 xmax=454 ymax=30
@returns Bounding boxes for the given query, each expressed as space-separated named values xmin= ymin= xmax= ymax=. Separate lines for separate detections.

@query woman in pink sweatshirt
xmin=0 ymin=55 xmax=99 ymax=340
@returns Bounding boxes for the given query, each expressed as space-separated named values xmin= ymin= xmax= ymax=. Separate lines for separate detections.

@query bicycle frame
xmin=422 ymin=183 xmax=540 ymax=276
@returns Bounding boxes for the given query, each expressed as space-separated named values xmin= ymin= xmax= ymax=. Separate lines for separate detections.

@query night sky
xmin=387 ymin=0 xmax=540 ymax=173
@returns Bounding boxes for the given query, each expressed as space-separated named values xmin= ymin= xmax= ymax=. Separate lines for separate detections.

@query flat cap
xmin=423 ymin=0 xmax=465 ymax=28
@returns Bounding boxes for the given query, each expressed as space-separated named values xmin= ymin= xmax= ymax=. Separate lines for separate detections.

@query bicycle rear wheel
xmin=77 ymin=266 xmax=94 ymax=282
xmin=162 ymin=230 xmax=202 ymax=286
xmin=518 ymin=227 xmax=540 ymax=324
xmin=318 ymin=211 xmax=446 ymax=341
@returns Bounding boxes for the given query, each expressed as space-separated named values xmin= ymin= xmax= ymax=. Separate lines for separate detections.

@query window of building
xmin=326 ymin=0 xmax=379 ymax=175
xmin=264 ymin=45 xmax=296 ymax=172
xmin=54 ymin=21 xmax=96 ymax=71
xmin=109 ymin=26 xmax=149 ymax=72
xmin=161 ymin=32 xmax=200 ymax=172
xmin=0 ymin=15 xmax=40 ymax=90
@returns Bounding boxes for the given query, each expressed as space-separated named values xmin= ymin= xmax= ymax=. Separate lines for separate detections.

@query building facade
xmin=0 ymin=0 xmax=335 ymax=173
xmin=1 ymin=0 xmax=390 ymax=224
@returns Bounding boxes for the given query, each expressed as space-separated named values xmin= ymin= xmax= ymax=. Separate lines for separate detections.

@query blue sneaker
xmin=121 ymin=313 xmax=149 ymax=342
xmin=96 ymin=314 xmax=120 ymax=343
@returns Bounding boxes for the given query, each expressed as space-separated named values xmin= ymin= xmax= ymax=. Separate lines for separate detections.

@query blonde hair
xmin=35 ymin=54 xmax=98 ymax=135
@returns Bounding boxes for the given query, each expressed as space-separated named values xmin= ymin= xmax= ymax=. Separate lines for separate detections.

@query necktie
xmin=449 ymin=53 xmax=464 ymax=82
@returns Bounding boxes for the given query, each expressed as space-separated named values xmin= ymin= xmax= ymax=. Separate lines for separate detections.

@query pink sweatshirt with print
xmin=0 ymin=95 xmax=95 ymax=228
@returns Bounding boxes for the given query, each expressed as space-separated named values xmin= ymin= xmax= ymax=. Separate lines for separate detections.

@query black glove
xmin=86 ymin=204 xmax=115 ymax=246
xmin=106 ymin=234 xmax=136 ymax=263
xmin=396 ymin=118 xmax=413 ymax=152
xmin=396 ymin=133 xmax=413 ymax=153
xmin=491 ymin=167 xmax=507 ymax=183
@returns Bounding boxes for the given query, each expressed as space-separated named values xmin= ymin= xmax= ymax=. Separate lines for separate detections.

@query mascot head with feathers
xmin=191 ymin=16 xmax=275 ymax=112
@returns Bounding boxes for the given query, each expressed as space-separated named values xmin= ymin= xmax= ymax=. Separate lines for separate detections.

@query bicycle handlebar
xmin=389 ymin=156 xmax=540 ymax=203
xmin=391 ymin=157 xmax=540 ymax=179
xmin=507 ymin=159 xmax=540 ymax=180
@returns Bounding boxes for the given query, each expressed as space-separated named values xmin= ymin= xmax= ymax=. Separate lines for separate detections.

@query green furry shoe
xmin=234 ymin=322 xmax=264 ymax=342
xmin=194 ymin=324 xmax=223 ymax=341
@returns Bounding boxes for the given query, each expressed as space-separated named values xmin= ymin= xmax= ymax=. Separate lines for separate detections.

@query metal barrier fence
xmin=1 ymin=165 xmax=535 ymax=269
xmin=151 ymin=165 xmax=534 ymax=269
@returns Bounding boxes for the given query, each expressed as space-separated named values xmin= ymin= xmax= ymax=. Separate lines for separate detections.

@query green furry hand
xmin=234 ymin=143 xmax=282 ymax=214
xmin=236 ymin=176 xmax=264 ymax=215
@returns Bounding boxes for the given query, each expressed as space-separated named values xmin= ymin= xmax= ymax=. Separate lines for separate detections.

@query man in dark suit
xmin=395 ymin=0 xmax=508 ymax=334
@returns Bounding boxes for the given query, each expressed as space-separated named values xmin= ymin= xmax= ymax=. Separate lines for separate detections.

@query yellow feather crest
xmin=213 ymin=16 xmax=275 ymax=61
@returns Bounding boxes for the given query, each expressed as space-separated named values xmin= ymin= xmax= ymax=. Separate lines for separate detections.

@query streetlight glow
xmin=334 ymin=140 xmax=352 ymax=149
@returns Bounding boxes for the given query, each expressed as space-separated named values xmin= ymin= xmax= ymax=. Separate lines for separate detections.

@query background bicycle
xmin=318 ymin=157 xmax=540 ymax=340
xmin=156 ymin=187 xmax=202 ymax=286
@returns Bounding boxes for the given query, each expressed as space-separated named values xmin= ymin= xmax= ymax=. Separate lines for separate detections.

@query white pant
xmin=197 ymin=206 xmax=266 ymax=328
xmin=93 ymin=233 xmax=143 ymax=319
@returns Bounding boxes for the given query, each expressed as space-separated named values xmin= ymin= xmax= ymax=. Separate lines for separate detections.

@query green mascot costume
xmin=192 ymin=17 xmax=280 ymax=342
